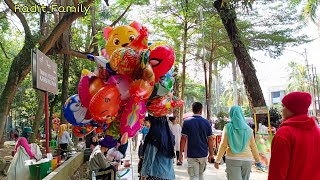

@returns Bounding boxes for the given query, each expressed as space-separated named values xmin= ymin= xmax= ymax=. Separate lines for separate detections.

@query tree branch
xmin=39 ymin=0 xmax=94 ymax=54
xmin=0 ymin=42 xmax=9 ymax=59
xmin=56 ymin=49 xmax=98 ymax=59
xmin=110 ymin=3 xmax=132 ymax=27
xmin=4 ymin=0 xmax=31 ymax=38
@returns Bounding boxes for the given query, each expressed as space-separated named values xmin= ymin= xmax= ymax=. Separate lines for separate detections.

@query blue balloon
xmin=63 ymin=94 xmax=92 ymax=126
xmin=106 ymin=62 xmax=116 ymax=75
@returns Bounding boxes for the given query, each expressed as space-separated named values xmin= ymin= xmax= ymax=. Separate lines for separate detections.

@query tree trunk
xmin=31 ymin=0 xmax=47 ymax=143
xmin=208 ymin=40 xmax=215 ymax=118
xmin=231 ymin=60 xmax=238 ymax=105
xmin=214 ymin=0 xmax=266 ymax=109
xmin=214 ymin=61 xmax=220 ymax=113
xmin=173 ymin=66 xmax=180 ymax=122
xmin=59 ymin=0 xmax=72 ymax=124
xmin=90 ymin=6 xmax=99 ymax=54
xmin=208 ymin=59 xmax=213 ymax=116
xmin=203 ymin=61 xmax=210 ymax=120
xmin=49 ymin=95 xmax=59 ymax=141
xmin=60 ymin=54 xmax=71 ymax=124
xmin=0 ymin=0 xmax=93 ymax=145
xmin=30 ymin=90 xmax=45 ymax=143
xmin=179 ymin=5 xmax=188 ymax=123
xmin=0 ymin=39 xmax=36 ymax=146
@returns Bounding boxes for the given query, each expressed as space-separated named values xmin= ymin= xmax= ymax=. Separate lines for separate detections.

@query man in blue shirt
xmin=179 ymin=102 xmax=214 ymax=180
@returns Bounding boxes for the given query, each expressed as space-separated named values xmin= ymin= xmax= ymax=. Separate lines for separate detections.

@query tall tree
xmin=287 ymin=61 xmax=310 ymax=92
xmin=58 ymin=0 xmax=73 ymax=124
xmin=145 ymin=0 xmax=199 ymax=121
xmin=0 ymin=0 xmax=94 ymax=145
xmin=291 ymin=0 xmax=320 ymax=21
xmin=213 ymin=0 xmax=308 ymax=109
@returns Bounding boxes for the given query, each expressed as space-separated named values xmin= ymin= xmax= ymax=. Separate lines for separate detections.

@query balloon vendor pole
xmin=45 ymin=92 xmax=50 ymax=153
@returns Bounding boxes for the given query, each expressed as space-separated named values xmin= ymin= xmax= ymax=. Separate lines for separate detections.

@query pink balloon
xmin=120 ymin=99 xmax=146 ymax=137
xmin=107 ymin=75 xmax=132 ymax=100
xmin=78 ymin=76 xmax=91 ymax=108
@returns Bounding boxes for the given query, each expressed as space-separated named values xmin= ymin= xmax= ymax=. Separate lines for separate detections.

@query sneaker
xmin=177 ymin=162 xmax=182 ymax=166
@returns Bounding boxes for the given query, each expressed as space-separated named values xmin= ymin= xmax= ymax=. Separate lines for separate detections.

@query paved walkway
xmin=126 ymin=135 xmax=268 ymax=180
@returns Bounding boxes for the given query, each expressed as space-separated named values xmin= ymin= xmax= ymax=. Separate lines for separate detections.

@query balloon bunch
xmin=63 ymin=21 xmax=183 ymax=143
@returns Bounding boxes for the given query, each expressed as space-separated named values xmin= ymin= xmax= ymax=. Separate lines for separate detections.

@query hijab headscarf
xmin=22 ymin=127 xmax=33 ymax=139
xmin=58 ymin=124 xmax=68 ymax=139
xmin=90 ymin=136 xmax=99 ymax=146
xmin=143 ymin=115 xmax=175 ymax=158
xmin=226 ymin=106 xmax=253 ymax=154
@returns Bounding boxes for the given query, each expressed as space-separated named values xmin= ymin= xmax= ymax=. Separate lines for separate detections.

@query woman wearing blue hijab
xmin=214 ymin=106 xmax=262 ymax=180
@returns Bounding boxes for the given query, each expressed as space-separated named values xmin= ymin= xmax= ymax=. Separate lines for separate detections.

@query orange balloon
xmin=89 ymin=76 xmax=105 ymax=96
xmin=129 ymin=79 xmax=153 ymax=102
xmin=89 ymin=85 xmax=121 ymax=120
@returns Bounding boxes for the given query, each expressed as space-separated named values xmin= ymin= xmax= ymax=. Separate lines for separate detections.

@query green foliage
xmin=215 ymin=111 xmax=228 ymax=130
xmin=221 ymin=65 xmax=248 ymax=108
xmin=238 ymin=1 xmax=311 ymax=58
xmin=184 ymin=76 xmax=206 ymax=111
xmin=11 ymin=74 xmax=38 ymax=126
xmin=290 ymin=0 xmax=319 ymax=22
xmin=269 ymin=106 xmax=282 ymax=129
xmin=287 ymin=61 xmax=310 ymax=92
xmin=242 ymin=104 xmax=252 ymax=117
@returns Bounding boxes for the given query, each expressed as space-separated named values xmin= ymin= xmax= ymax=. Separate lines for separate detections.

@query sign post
xmin=32 ymin=49 xmax=58 ymax=153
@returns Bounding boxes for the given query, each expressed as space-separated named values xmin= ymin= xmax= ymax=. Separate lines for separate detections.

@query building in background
xmin=268 ymin=85 xmax=287 ymax=106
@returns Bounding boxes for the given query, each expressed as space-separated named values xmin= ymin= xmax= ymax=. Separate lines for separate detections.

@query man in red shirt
xmin=268 ymin=91 xmax=320 ymax=180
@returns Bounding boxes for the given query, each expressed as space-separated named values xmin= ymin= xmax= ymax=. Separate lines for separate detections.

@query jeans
xmin=187 ymin=157 xmax=207 ymax=180
xmin=141 ymin=144 xmax=175 ymax=179
xmin=225 ymin=159 xmax=252 ymax=180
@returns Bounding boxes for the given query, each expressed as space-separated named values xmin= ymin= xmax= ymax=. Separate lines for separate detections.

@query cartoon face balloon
xmin=104 ymin=21 xmax=141 ymax=57
xmin=149 ymin=45 xmax=175 ymax=82
xmin=89 ymin=85 xmax=121 ymax=121
xmin=63 ymin=94 xmax=92 ymax=126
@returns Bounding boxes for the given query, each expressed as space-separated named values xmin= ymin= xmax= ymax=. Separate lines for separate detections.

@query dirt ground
xmin=0 ymin=141 xmax=15 ymax=180
xmin=70 ymin=161 xmax=90 ymax=180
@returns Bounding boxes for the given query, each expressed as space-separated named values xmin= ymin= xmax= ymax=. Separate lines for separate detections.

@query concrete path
xmin=126 ymin=135 xmax=268 ymax=180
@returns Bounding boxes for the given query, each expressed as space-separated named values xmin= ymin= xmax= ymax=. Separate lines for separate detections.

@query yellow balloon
xmin=149 ymin=41 xmax=167 ymax=51
xmin=81 ymin=69 xmax=91 ymax=76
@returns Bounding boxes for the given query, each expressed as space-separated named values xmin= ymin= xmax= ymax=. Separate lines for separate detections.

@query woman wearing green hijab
xmin=214 ymin=106 xmax=262 ymax=180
